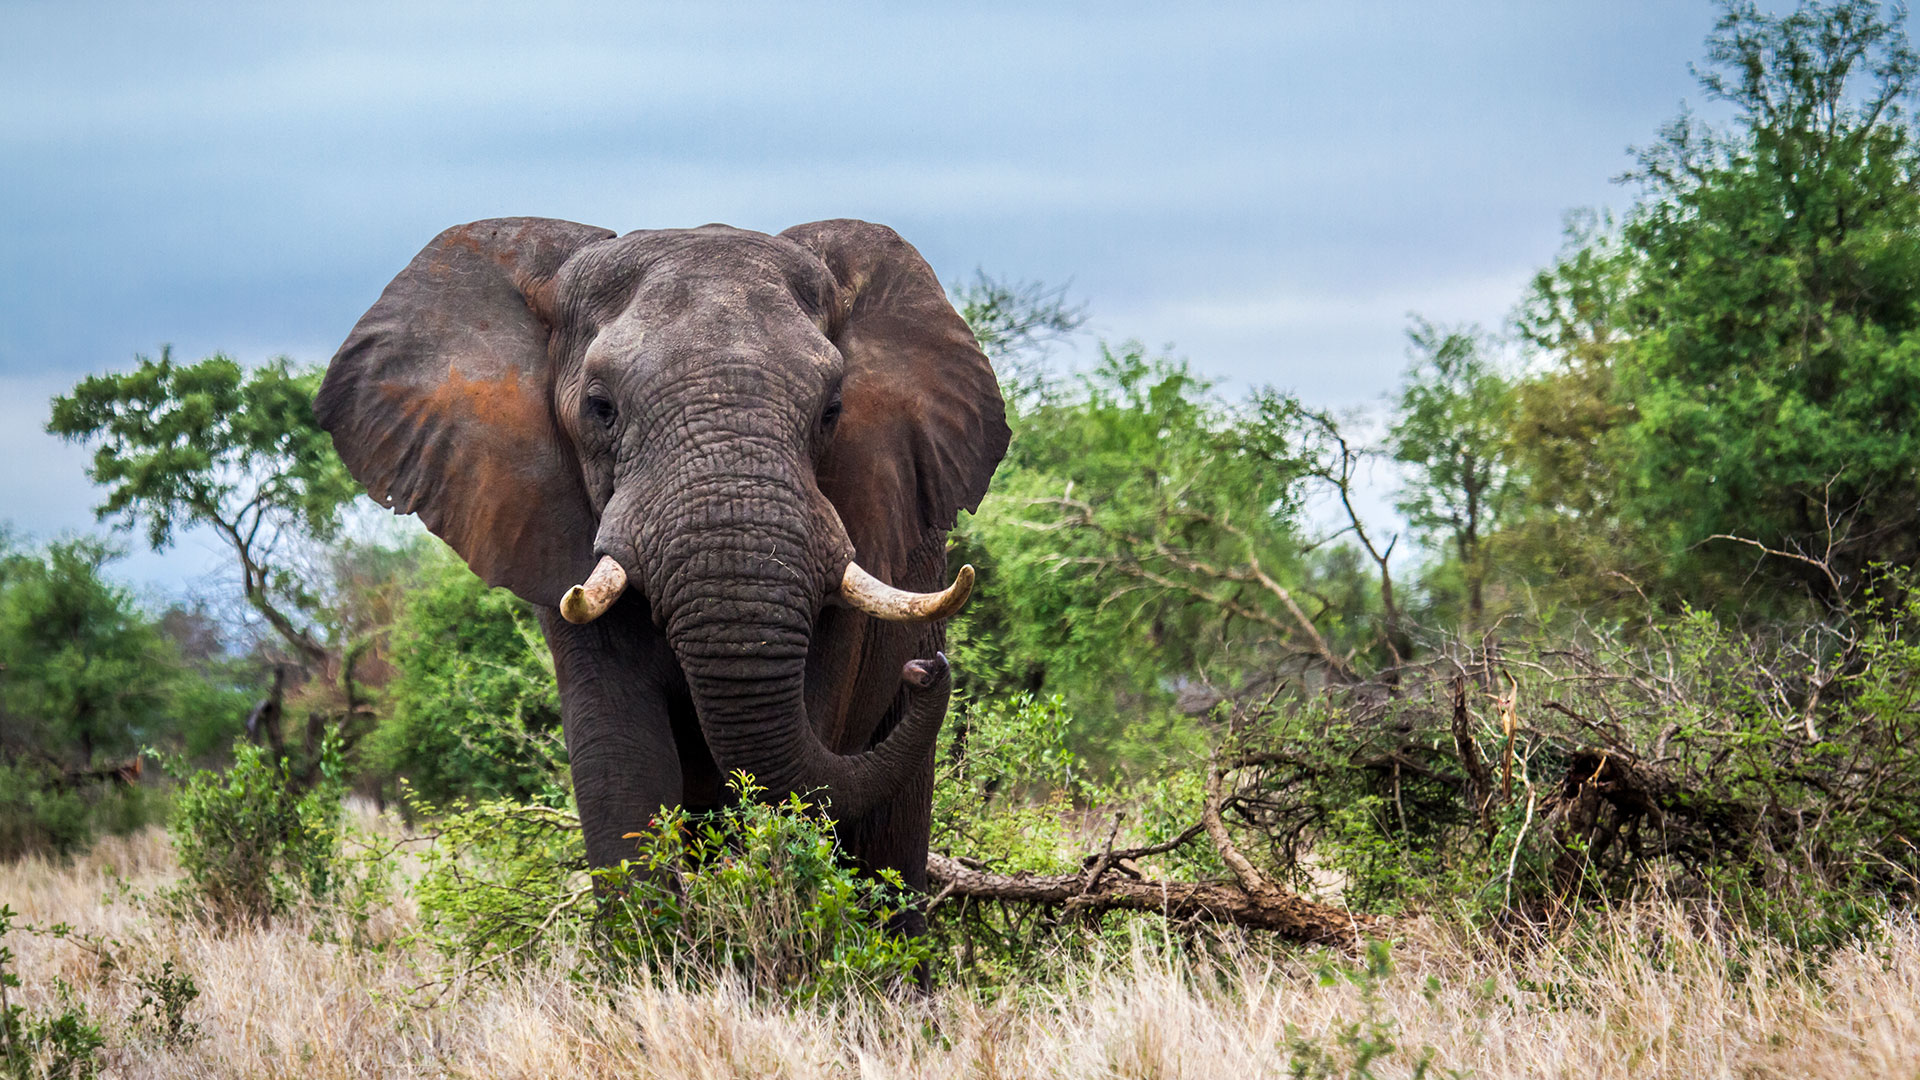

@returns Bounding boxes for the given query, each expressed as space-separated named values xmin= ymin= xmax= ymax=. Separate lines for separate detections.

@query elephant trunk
xmin=629 ymin=475 xmax=945 ymax=821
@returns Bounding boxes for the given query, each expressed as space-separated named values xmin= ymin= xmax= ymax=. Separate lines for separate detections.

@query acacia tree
xmin=47 ymin=348 xmax=368 ymax=772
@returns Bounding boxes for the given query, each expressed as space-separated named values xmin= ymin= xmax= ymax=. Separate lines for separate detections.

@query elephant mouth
xmin=559 ymin=552 xmax=973 ymax=626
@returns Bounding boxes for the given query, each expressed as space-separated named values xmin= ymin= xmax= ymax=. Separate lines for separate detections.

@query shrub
xmin=164 ymin=737 xmax=346 ymax=925
xmin=605 ymin=774 xmax=930 ymax=999
xmin=0 ymin=907 xmax=104 ymax=1080
xmin=408 ymin=791 xmax=588 ymax=976
xmin=129 ymin=961 xmax=200 ymax=1049
xmin=364 ymin=546 xmax=565 ymax=806
xmin=411 ymin=774 xmax=928 ymax=1001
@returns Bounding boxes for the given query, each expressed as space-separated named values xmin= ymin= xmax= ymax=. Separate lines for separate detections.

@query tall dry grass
xmin=6 ymin=823 xmax=1920 ymax=1078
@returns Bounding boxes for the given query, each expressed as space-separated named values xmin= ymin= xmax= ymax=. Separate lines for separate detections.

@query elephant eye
xmin=820 ymin=392 xmax=843 ymax=431
xmin=585 ymin=392 xmax=618 ymax=429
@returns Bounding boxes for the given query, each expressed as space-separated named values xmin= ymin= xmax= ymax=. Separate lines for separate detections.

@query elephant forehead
xmin=578 ymin=227 xmax=837 ymax=320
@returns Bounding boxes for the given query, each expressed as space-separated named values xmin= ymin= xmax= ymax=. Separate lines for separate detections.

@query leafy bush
xmin=164 ymin=738 xmax=347 ymax=925
xmin=408 ymin=791 xmax=587 ymax=974
xmin=364 ymin=545 xmax=565 ymax=805
xmin=129 ymin=961 xmax=200 ymax=1049
xmin=934 ymin=693 xmax=1085 ymax=875
xmin=0 ymin=537 xmax=233 ymax=860
xmin=411 ymin=774 xmax=928 ymax=1000
xmin=0 ymin=907 xmax=104 ymax=1080
xmin=606 ymin=775 xmax=930 ymax=999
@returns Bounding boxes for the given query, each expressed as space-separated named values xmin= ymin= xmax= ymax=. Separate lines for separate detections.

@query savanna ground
xmin=9 ymin=818 xmax=1920 ymax=1079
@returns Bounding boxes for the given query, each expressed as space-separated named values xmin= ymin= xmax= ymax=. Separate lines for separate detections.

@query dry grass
xmin=7 ymin=823 xmax=1920 ymax=1078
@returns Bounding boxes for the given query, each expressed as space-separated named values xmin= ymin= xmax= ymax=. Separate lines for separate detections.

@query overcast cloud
xmin=1 ymin=1 xmax=1761 ymax=589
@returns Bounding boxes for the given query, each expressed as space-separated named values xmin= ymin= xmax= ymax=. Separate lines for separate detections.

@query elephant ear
xmin=315 ymin=217 xmax=616 ymax=606
xmin=781 ymin=220 xmax=1010 ymax=578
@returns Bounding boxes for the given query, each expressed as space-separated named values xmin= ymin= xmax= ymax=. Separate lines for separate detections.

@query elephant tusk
xmin=839 ymin=561 xmax=974 ymax=622
xmin=560 ymin=555 xmax=628 ymax=624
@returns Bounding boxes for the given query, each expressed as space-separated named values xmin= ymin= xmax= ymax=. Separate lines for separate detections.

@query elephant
xmin=315 ymin=217 xmax=1009 ymax=916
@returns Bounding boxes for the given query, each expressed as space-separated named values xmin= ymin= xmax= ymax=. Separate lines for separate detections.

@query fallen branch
xmin=924 ymin=852 xmax=1370 ymax=948
xmin=926 ymin=753 xmax=1373 ymax=949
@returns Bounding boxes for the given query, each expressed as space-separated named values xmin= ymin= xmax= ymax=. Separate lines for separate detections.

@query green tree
xmin=0 ymin=539 xmax=175 ymax=766
xmin=47 ymin=347 xmax=358 ymax=666
xmin=364 ymin=543 xmax=565 ymax=805
xmin=952 ymin=344 xmax=1387 ymax=763
xmin=1389 ymin=319 xmax=1515 ymax=627
xmin=0 ymin=537 xmax=247 ymax=857
xmin=47 ymin=349 xmax=368 ymax=777
xmin=1611 ymin=0 xmax=1920 ymax=607
xmin=1495 ymin=213 xmax=1651 ymax=610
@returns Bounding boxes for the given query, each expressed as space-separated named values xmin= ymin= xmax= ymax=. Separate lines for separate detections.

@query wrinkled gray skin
xmin=316 ymin=219 xmax=1008 ymax=918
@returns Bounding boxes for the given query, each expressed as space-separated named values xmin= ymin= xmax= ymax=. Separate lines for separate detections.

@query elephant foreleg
xmin=540 ymin=605 xmax=686 ymax=870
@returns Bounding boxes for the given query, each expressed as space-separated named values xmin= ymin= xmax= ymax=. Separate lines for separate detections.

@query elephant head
xmin=315 ymin=218 xmax=1007 ymax=819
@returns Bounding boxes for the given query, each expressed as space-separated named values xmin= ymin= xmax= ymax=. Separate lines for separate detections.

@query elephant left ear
xmin=780 ymin=220 xmax=1011 ymax=574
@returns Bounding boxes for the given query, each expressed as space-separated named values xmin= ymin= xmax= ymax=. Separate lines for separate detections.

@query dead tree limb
xmin=924 ymin=854 xmax=1369 ymax=947
xmin=1450 ymin=674 xmax=1494 ymax=842
xmin=926 ymin=754 xmax=1373 ymax=949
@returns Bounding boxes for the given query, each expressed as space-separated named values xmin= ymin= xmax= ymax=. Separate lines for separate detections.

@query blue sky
xmin=1 ymin=1 xmax=1752 ymax=592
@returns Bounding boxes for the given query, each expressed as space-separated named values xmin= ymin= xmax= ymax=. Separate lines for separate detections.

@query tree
xmin=0 ymin=537 xmax=249 ymax=857
xmin=363 ymin=543 xmax=565 ymax=806
xmin=1494 ymin=213 xmax=1652 ymax=610
xmin=951 ymin=343 xmax=1397 ymax=765
xmin=1389 ymin=319 xmax=1515 ymax=627
xmin=1610 ymin=0 xmax=1920 ymax=607
xmin=951 ymin=271 xmax=1088 ymax=412
xmin=47 ymin=349 xmax=368 ymax=775
xmin=0 ymin=539 xmax=176 ymax=768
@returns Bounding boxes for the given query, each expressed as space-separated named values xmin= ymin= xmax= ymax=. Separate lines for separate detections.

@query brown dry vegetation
xmin=7 ymin=823 xmax=1920 ymax=1079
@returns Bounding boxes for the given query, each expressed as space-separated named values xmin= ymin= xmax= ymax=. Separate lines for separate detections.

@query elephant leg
xmin=540 ymin=605 xmax=685 ymax=870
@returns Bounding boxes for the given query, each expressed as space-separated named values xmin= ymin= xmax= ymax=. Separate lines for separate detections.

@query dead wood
xmin=926 ymin=752 xmax=1374 ymax=949
xmin=924 ymin=853 xmax=1370 ymax=948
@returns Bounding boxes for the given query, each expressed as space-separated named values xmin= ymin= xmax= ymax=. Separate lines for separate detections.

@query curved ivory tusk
xmin=560 ymin=555 xmax=628 ymax=624
xmin=840 ymin=561 xmax=974 ymax=622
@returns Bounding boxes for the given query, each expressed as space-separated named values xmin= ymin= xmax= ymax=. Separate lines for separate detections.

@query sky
xmin=0 ymin=1 xmax=1758 ymax=593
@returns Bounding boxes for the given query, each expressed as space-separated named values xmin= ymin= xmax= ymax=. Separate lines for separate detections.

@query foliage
xmin=1500 ymin=212 xmax=1645 ymax=611
xmin=0 ymin=537 xmax=247 ymax=860
xmin=129 ymin=961 xmax=200 ymax=1049
xmin=605 ymin=774 xmax=930 ymax=999
xmin=47 ymin=349 xmax=357 ymax=663
xmin=407 ymin=791 xmax=586 ymax=974
xmin=0 ymin=907 xmax=103 ymax=1080
xmin=0 ymin=539 xmax=177 ymax=765
xmin=953 ymin=344 xmax=1385 ymax=762
xmin=1389 ymin=320 xmax=1516 ymax=627
xmin=363 ymin=543 xmax=564 ymax=805
xmin=46 ymin=351 xmax=375 ymax=793
xmin=410 ymin=774 xmax=928 ymax=1001
xmin=164 ymin=738 xmax=347 ymax=925
xmin=1506 ymin=0 xmax=1920 ymax=611
xmin=934 ymin=694 xmax=1086 ymax=876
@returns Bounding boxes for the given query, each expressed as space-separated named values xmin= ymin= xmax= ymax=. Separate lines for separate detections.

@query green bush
xmin=0 ymin=906 xmax=104 ymax=1080
xmin=364 ymin=545 xmax=565 ymax=806
xmin=605 ymin=775 xmax=929 ymax=999
xmin=408 ymin=790 xmax=587 ymax=973
xmin=411 ymin=774 xmax=928 ymax=1001
xmin=0 ymin=762 xmax=162 ymax=863
xmin=164 ymin=738 xmax=347 ymax=925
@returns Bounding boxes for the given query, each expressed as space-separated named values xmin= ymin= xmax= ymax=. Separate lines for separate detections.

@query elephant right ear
xmin=315 ymin=217 xmax=616 ymax=607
